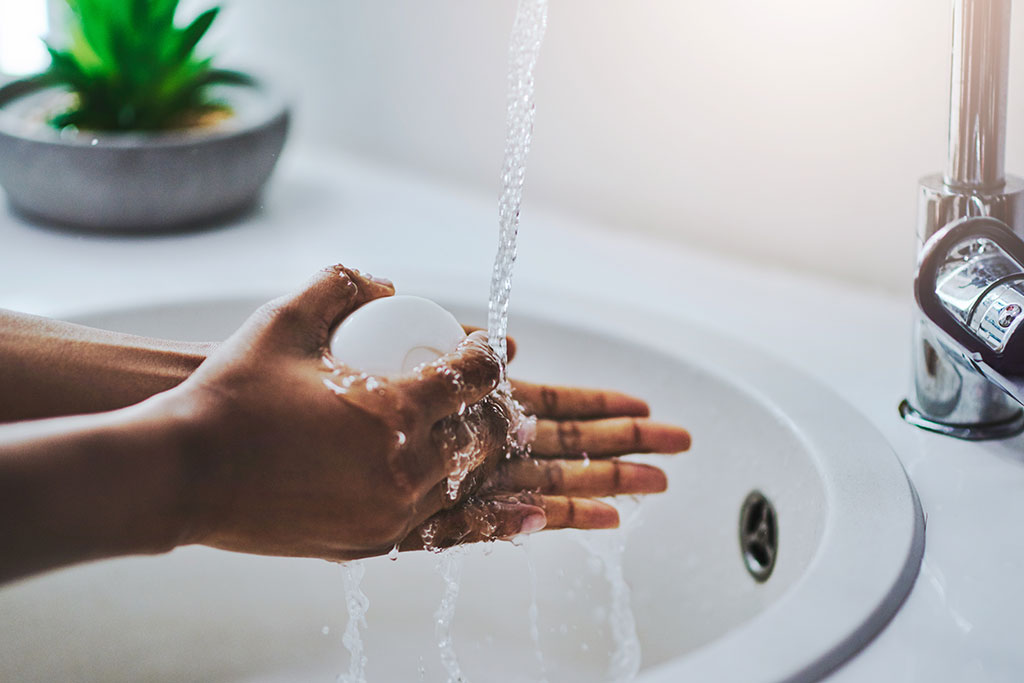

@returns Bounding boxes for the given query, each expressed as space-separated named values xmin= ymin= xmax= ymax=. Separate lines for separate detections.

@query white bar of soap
xmin=328 ymin=295 xmax=467 ymax=375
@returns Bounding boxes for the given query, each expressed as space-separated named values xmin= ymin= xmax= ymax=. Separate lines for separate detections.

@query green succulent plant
xmin=42 ymin=0 xmax=233 ymax=131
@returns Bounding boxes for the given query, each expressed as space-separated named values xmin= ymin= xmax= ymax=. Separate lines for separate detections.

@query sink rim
xmin=53 ymin=283 xmax=925 ymax=683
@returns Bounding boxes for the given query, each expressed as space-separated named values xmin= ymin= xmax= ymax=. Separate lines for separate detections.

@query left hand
xmin=383 ymin=372 xmax=691 ymax=554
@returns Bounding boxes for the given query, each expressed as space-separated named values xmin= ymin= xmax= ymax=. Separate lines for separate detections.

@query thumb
xmin=266 ymin=264 xmax=395 ymax=354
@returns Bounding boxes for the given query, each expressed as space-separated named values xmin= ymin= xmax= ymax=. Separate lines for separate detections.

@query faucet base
xmin=898 ymin=399 xmax=1024 ymax=441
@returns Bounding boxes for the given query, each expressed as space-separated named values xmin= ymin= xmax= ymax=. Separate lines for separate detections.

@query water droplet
xmin=323 ymin=378 xmax=346 ymax=396
xmin=420 ymin=519 xmax=439 ymax=550
xmin=395 ymin=431 xmax=407 ymax=446
xmin=322 ymin=625 xmax=330 ymax=635
xmin=388 ymin=545 xmax=399 ymax=561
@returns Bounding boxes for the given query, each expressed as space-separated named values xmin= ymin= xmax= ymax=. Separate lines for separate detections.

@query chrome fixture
xmin=902 ymin=0 xmax=1024 ymax=439
xmin=739 ymin=491 xmax=777 ymax=583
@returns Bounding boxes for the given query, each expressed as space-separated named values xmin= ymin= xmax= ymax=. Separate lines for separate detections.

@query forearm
xmin=0 ymin=309 xmax=214 ymax=422
xmin=0 ymin=400 xmax=190 ymax=583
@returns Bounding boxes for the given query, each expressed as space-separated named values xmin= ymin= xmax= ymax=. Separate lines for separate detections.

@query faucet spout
xmin=945 ymin=0 xmax=1011 ymax=191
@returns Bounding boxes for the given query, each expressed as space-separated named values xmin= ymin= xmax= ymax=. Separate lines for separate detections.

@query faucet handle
xmin=917 ymin=217 xmax=1024 ymax=402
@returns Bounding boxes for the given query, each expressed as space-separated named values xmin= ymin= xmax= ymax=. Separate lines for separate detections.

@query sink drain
xmin=739 ymin=491 xmax=778 ymax=583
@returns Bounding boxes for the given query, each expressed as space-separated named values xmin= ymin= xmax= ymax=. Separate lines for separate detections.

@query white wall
xmin=207 ymin=0 xmax=1024 ymax=294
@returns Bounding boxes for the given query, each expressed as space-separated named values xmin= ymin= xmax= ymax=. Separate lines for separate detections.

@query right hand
xmin=137 ymin=264 xmax=689 ymax=561
xmin=150 ymin=265 xmax=529 ymax=560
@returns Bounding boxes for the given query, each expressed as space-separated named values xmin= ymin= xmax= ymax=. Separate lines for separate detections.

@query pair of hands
xmin=158 ymin=265 xmax=690 ymax=562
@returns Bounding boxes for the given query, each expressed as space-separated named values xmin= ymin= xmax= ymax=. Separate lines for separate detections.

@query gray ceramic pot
xmin=0 ymin=71 xmax=289 ymax=232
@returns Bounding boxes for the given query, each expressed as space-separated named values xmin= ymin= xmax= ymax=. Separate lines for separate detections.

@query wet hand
xmin=144 ymin=267 xmax=689 ymax=561
xmin=389 ymin=371 xmax=692 ymax=552
xmin=156 ymin=266 xmax=525 ymax=561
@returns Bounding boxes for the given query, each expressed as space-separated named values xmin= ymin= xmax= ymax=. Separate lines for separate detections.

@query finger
xmin=426 ymin=396 xmax=509 ymax=488
xmin=461 ymin=325 xmax=517 ymax=362
xmin=532 ymin=417 xmax=691 ymax=457
xmin=411 ymin=441 xmax=504 ymax=523
xmin=264 ymin=265 xmax=395 ymax=354
xmin=522 ymin=494 xmax=619 ymax=530
xmin=399 ymin=500 xmax=547 ymax=551
xmin=512 ymin=381 xmax=650 ymax=419
xmin=401 ymin=332 xmax=502 ymax=420
xmin=488 ymin=458 xmax=668 ymax=496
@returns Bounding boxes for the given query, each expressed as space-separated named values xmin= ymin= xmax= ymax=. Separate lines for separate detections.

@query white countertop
xmin=1 ymin=150 xmax=1021 ymax=682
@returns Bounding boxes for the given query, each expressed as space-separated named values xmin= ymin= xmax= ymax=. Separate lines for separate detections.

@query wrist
xmin=0 ymin=401 xmax=199 ymax=582
xmin=118 ymin=391 xmax=211 ymax=554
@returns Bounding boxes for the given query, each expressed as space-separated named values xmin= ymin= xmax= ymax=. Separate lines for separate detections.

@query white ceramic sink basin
xmin=0 ymin=294 xmax=924 ymax=682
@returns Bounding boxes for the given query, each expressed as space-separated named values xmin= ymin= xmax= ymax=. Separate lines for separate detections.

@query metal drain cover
xmin=739 ymin=490 xmax=778 ymax=582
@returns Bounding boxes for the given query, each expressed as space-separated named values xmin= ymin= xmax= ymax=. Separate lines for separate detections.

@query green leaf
xmin=175 ymin=8 xmax=219 ymax=64
xmin=130 ymin=0 xmax=149 ymax=30
xmin=43 ymin=0 xmax=225 ymax=131
xmin=66 ymin=24 xmax=104 ymax=74
xmin=151 ymin=0 xmax=180 ymax=32
xmin=73 ymin=0 xmax=116 ymax=65
xmin=44 ymin=45 xmax=86 ymax=85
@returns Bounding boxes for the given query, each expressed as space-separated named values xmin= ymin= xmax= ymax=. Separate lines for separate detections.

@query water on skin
xmin=440 ymin=402 xmax=488 ymax=500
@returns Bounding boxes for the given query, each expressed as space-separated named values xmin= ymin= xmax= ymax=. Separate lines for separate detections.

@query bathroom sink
xmin=0 ymin=293 xmax=924 ymax=682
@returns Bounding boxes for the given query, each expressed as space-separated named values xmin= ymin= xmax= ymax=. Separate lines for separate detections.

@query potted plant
xmin=0 ymin=0 xmax=289 ymax=232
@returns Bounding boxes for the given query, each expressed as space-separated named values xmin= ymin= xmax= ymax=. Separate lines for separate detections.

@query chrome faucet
xmin=901 ymin=0 xmax=1024 ymax=439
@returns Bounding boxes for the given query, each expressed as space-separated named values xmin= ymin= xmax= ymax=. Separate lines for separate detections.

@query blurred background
xmin=2 ymin=0 xmax=1024 ymax=295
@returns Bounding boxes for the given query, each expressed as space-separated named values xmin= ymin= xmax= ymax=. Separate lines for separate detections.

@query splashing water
xmin=329 ymin=2 xmax=647 ymax=679
xmin=439 ymin=386 xmax=537 ymax=500
xmin=429 ymin=1 xmax=550 ymax=679
xmin=434 ymin=548 xmax=470 ymax=683
xmin=577 ymin=500 xmax=646 ymax=682
xmin=336 ymin=561 xmax=370 ymax=683
xmin=487 ymin=0 xmax=549 ymax=378
xmin=441 ymin=402 xmax=488 ymax=499
xmin=521 ymin=536 xmax=550 ymax=683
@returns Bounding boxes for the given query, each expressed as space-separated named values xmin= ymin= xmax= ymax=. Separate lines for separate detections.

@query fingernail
xmin=344 ymin=267 xmax=394 ymax=291
xmin=520 ymin=512 xmax=547 ymax=534
xmin=356 ymin=270 xmax=394 ymax=289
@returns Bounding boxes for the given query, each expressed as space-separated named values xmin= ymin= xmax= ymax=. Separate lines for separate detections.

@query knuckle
xmin=320 ymin=266 xmax=358 ymax=303
xmin=459 ymin=338 xmax=501 ymax=388
xmin=322 ymin=263 xmax=347 ymax=280
xmin=631 ymin=418 xmax=644 ymax=447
